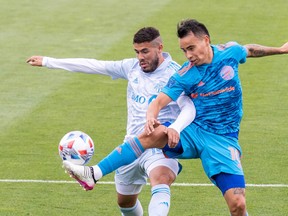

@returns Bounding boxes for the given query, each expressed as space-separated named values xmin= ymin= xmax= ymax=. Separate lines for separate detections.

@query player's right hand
xmin=279 ymin=42 xmax=288 ymax=54
xmin=165 ymin=127 xmax=180 ymax=148
xmin=26 ymin=56 xmax=44 ymax=66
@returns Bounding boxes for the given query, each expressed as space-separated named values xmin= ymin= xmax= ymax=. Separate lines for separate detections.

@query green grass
xmin=1 ymin=0 xmax=288 ymax=215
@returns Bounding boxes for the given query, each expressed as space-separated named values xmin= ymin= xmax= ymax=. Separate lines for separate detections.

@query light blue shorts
xmin=164 ymin=123 xmax=244 ymax=179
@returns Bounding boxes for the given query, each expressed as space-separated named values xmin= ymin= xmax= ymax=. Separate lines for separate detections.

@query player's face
xmin=179 ymin=32 xmax=212 ymax=66
xmin=134 ymin=42 xmax=163 ymax=73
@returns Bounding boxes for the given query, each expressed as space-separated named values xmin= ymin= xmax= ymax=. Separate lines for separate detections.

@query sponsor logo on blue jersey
xmin=220 ymin=66 xmax=235 ymax=80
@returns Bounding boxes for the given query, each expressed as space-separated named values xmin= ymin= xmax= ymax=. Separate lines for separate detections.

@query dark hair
xmin=177 ymin=19 xmax=210 ymax=39
xmin=133 ymin=27 xmax=160 ymax=44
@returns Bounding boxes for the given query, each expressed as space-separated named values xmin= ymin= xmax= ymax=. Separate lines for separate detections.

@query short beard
xmin=143 ymin=55 xmax=159 ymax=73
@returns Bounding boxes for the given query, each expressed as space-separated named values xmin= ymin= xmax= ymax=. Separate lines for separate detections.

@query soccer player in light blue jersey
xmin=60 ymin=20 xmax=288 ymax=215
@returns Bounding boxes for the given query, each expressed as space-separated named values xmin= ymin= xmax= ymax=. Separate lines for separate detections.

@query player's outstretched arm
xmin=245 ymin=42 xmax=288 ymax=57
xmin=26 ymin=55 xmax=128 ymax=76
xmin=26 ymin=56 xmax=44 ymax=66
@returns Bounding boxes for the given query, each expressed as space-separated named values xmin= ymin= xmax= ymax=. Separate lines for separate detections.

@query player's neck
xmin=158 ymin=55 xmax=165 ymax=66
xmin=206 ymin=46 xmax=214 ymax=64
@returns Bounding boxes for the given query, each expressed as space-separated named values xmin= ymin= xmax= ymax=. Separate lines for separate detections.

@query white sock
xmin=119 ymin=199 xmax=143 ymax=216
xmin=149 ymin=184 xmax=171 ymax=216
xmin=91 ymin=165 xmax=103 ymax=181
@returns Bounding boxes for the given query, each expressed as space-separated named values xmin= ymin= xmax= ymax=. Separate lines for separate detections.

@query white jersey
xmin=43 ymin=52 xmax=181 ymax=140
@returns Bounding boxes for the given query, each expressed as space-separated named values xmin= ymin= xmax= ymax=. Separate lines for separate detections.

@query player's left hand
xmin=164 ymin=127 xmax=180 ymax=148
xmin=145 ymin=117 xmax=161 ymax=135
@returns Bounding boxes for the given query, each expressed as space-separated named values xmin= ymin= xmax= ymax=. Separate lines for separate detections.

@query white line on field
xmin=0 ymin=179 xmax=287 ymax=188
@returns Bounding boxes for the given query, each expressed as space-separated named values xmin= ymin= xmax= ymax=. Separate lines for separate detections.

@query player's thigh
xmin=115 ymin=149 xmax=165 ymax=194
xmin=115 ymin=164 xmax=143 ymax=208
xmin=144 ymin=149 xmax=179 ymax=174
xmin=139 ymin=125 xmax=168 ymax=149
xmin=115 ymin=181 xmax=144 ymax=196
xmin=115 ymin=159 xmax=146 ymax=195
xmin=200 ymin=132 xmax=244 ymax=178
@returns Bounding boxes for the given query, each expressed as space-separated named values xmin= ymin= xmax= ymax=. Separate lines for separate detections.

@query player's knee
xmin=229 ymin=197 xmax=246 ymax=215
xmin=155 ymin=174 xmax=174 ymax=185
xmin=117 ymin=194 xmax=138 ymax=208
xmin=117 ymin=200 xmax=135 ymax=208
xmin=149 ymin=167 xmax=176 ymax=186
xmin=225 ymin=190 xmax=246 ymax=215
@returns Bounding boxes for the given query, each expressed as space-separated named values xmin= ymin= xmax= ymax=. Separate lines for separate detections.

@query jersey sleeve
xmin=43 ymin=57 xmax=137 ymax=80
xmin=161 ymin=76 xmax=184 ymax=101
xmin=228 ymin=42 xmax=248 ymax=64
xmin=162 ymin=62 xmax=202 ymax=101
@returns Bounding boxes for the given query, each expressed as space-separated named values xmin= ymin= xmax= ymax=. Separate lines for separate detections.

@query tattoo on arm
xmin=247 ymin=45 xmax=266 ymax=57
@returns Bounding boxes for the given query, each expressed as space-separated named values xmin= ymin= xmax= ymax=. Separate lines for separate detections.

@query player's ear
xmin=204 ymin=35 xmax=211 ymax=44
xmin=158 ymin=43 xmax=163 ymax=52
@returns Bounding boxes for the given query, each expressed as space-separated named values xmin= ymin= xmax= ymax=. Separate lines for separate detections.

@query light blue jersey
xmin=163 ymin=42 xmax=247 ymax=135
xmin=162 ymin=42 xmax=248 ymax=179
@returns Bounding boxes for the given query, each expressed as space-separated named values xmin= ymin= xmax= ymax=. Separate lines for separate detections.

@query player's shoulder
xmin=177 ymin=61 xmax=198 ymax=77
xmin=166 ymin=60 xmax=181 ymax=76
xmin=163 ymin=52 xmax=181 ymax=71
xmin=165 ymin=61 xmax=202 ymax=88
xmin=213 ymin=41 xmax=247 ymax=61
xmin=214 ymin=41 xmax=244 ymax=52
xmin=168 ymin=59 xmax=181 ymax=68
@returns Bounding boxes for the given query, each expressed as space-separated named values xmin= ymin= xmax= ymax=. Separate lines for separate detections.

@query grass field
xmin=1 ymin=0 xmax=288 ymax=215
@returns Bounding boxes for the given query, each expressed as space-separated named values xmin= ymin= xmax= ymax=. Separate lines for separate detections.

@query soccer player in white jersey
xmin=27 ymin=27 xmax=196 ymax=216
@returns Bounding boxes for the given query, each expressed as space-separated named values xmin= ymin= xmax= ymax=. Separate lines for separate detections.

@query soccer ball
xmin=58 ymin=131 xmax=94 ymax=165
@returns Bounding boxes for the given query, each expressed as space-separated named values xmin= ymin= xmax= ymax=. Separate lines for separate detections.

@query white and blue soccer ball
xmin=58 ymin=131 xmax=94 ymax=165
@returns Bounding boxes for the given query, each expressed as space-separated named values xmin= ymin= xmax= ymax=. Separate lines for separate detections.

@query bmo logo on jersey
xmin=131 ymin=93 xmax=157 ymax=105
xmin=130 ymin=81 xmax=165 ymax=104
xmin=131 ymin=92 xmax=146 ymax=104
xmin=148 ymin=95 xmax=157 ymax=104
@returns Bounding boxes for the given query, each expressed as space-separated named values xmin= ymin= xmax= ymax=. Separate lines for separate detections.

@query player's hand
xmin=164 ymin=127 xmax=180 ymax=148
xmin=145 ymin=117 xmax=161 ymax=135
xmin=280 ymin=42 xmax=288 ymax=54
xmin=26 ymin=56 xmax=44 ymax=66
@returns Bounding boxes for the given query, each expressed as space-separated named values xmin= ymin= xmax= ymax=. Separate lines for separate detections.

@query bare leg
xmin=138 ymin=125 xmax=168 ymax=149
xmin=224 ymin=188 xmax=247 ymax=216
